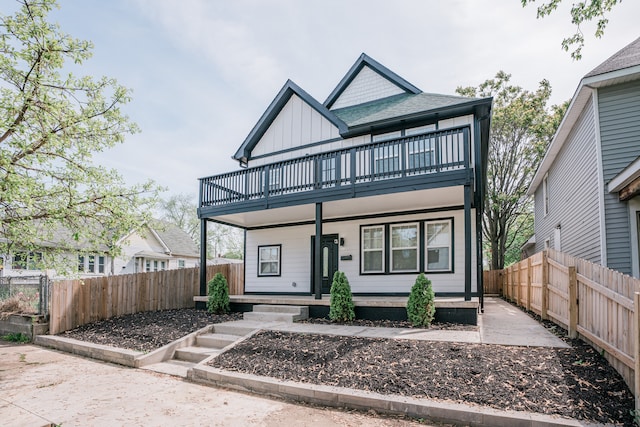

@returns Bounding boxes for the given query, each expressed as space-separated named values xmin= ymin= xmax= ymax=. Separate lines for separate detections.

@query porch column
xmin=476 ymin=200 xmax=484 ymax=311
xmin=464 ymin=184 xmax=472 ymax=301
xmin=314 ymin=202 xmax=323 ymax=300
xmin=199 ymin=219 xmax=208 ymax=297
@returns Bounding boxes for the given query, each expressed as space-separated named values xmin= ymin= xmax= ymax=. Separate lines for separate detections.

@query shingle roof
xmin=333 ymin=92 xmax=483 ymax=127
xmin=150 ymin=220 xmax=199 ymax=257
xmin=585 ymin=36 xmax=640 ymax=78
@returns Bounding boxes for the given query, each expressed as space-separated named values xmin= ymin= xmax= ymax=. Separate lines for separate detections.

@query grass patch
xmin=3 ymin=332 xmax=30 ymax=343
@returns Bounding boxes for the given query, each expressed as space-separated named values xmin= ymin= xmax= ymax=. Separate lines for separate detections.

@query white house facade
xmin=198 ymin=54 xmax=492 ymax=302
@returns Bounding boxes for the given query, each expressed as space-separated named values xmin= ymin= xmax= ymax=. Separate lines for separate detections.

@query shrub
xmin=406 ymin=273 xmax=436 ymax=327
xmin=207 ymin=273 xmax=230 ymax=314
xmin=2 ymin=332 xmax=30 ymax=343
xmin=329 ymin=271 xmax=355 ymax=322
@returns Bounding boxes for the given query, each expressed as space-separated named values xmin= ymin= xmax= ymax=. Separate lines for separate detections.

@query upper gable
xmin=251 ymin=93 xmax=342 ymax=158
xmin=329 ymin=65 xmax=407 ymax=110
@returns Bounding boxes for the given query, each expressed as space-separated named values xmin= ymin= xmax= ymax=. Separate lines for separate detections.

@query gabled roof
xmin=151 ymin=220 xmax=199 ymax=258
xmin=528 ymin=37 xmax=640 ymax=195
xmin=324 ymin=53 xmax=422 ymax=109
xmin=232 ymin=80 xmax=348 ymax=163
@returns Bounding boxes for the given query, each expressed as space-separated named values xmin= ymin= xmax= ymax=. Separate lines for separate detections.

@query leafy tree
xmin=457 ymin=72 xmax=568 ymax=270
xmin=406 ymin=273 xmax=435 ymax=328
xmin=206 ymin=272 xmax=230 ymax=314
xmin=159 ymin=194 xmax=243 ymax=259
xmin=329 ymin=271 xmax=355 ymax=322
xmin=522 ymin=0 xmax=622 ymax=59
xmin=0 ymin=0 xmax=159 ymax=271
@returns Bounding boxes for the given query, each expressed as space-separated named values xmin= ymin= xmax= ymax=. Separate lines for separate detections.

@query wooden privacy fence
xmin=482 ymin=270 xmax=503 ymax=294
xmin=502 ymin=249 xmax=640 ymax=408
xmin=50 ymin=263 xmax=244 ymax=334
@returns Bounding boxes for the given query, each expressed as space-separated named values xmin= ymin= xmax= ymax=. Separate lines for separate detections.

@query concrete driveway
xmin=0 ymin=343 xmax=426 ymax=427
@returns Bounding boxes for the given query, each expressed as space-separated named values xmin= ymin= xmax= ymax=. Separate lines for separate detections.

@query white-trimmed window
xmin=361 ymin=225 xmax=385 ymax=273
xmin=373 ymin=145 xmax=400 ymax=174
xmin=145 ymin=260 xmax=151 ymax=272
xmin=258 ymin=245 xmax=281 ymax=276
xmin=161 ymin=261 xmax=166 ymax=271
xmin=390 ymin=223 xmax=419 ymax=272
xmin=98 ymin=256 xmax=105 ymax=274
xmin=407 ymin=136 xmax=435 ymax=170
xmin=88 ymin=255 xmax=95 ymax=273
xmin=543 ymin=173 xmax=549 ymax=216
xmin=78 ymin=255 xmax=85 ymax=272
xmin=426 ymin=220 xmax=452 ymax=272
xmin=178 ymin=259 xmax=185 ymax=269
xmin=13 ymin=252 xmax=42 ymax=270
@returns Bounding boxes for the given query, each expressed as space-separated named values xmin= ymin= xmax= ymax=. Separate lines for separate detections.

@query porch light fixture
xmin=340 ymin=237 xmax=345 ymax=246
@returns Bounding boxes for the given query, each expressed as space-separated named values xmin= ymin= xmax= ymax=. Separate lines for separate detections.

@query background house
xmin=528 ymin=37 xmax=640 ymax=277
xmin=1 ymin=220 xmax=199 ymax=278
xmin=198 ymin=54 xmax=492 ymax=300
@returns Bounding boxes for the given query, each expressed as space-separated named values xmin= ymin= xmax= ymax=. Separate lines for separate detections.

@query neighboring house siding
xmin=331 ymin=66 xmax=405 ymax=109
xmin=245 ymin=209 xmax=476 ymax=294
xmin=251 ymin=94 xmax=341 ymax=158
xmin=599 ymin=80 xmax=640 ymax=275
xmin=533 ymin=97 xmax=601 ymax=263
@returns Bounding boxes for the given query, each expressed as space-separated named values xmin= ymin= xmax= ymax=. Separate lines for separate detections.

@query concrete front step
xmin=243 ymin=312 xmax=301 ymax=322
xmin=196 ymin=333 xmax=241 ymax=349
xmin=252 ymin=304 xmax=309 ymax=315
xmin=213 ymin=320 xmax=268 ymax=336
xmin=142 ymin=359 xmax=194 ymax=378
xmin=174 ymin=346 xmax=223 ymax=363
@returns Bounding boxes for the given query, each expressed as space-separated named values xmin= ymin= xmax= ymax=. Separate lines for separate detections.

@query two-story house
xmin=527 ymin=37 xmax=640 ymax=277
xmin=198 ymin=54 xmax=492 ymax=310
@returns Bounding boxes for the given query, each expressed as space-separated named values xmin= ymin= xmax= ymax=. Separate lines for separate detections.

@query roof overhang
xmin=528 ymin=64 xmax=640 ymax=196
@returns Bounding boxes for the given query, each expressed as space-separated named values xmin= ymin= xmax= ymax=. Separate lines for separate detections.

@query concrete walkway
xmin=223 ymin=297 xmax=569 ymax=348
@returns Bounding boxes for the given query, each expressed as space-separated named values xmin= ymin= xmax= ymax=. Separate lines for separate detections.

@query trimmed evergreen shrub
xmin=406 ymin=273 xmax=436 ymax=327
xmin=207 ymin=273 xmax=230 ymax=314
xmin=329 ymin=271 xmax=355 ymax=322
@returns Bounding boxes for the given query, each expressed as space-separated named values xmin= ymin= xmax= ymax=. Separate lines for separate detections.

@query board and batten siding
xmin=244 ymin=209 xmax=476 ymax=294
xmin=251 ymin=94 xmax=341 ymax=159
xmin=330 ymin=65 xmax=405 ymax=110
xmin=598 ymin=80 xmax=640 ymax=275
xmin=533 ymin=95 xmax=601 ymax=263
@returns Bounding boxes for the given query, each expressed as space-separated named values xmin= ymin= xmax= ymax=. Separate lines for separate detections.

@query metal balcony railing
xmin=200 ymin=125 xmax=470 ymax=209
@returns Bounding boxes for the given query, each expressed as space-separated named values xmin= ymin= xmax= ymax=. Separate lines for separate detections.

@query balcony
xmin=199 ymin=126 xmax=472 ymax=219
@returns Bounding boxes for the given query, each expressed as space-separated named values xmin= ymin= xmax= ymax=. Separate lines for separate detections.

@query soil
xmin=59 ymin=308 xmax=634 ymax=425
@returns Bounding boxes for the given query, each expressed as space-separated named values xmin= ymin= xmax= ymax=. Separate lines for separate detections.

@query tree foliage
xmin=159 ymin=194 xmax=244 ymax=259
xmin=457 ymin=72 xmax=568 ymax=270
xmin=0 ymin=0 xmax=159 ymax=269
xmin=522 ymin=0 xmax=622 ymax=59
xmin=406 ymin=273 xmax=435 ymax=328
xmin=329 ymin=271 xmax=355 ymax=322
xmin=206 ymin=272 xmax=230 ymax=314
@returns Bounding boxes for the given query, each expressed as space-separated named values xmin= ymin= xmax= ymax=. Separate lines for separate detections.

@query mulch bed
xmin=60 ymin=309 xmax=242 ymax=352
xmin=59 ymin=308 xmax=634 ymax=425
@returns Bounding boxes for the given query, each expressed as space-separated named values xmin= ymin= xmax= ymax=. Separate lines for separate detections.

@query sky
xmin=11 ymin=0 xmax=640 ymax=200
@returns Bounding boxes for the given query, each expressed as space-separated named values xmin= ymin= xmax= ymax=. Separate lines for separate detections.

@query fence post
xmin=568 ymin=266 xmax=578 ymax=339
xmin=526 ymin=257 xmax=532 ymax=312
xmin=632 ymin=292 xmax=640 ymax=412
xmin=541 ymin=251 xmax=548 ymax=320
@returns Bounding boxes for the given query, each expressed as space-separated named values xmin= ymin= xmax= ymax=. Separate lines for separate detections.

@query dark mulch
xmin=211 ymin=330 xmax=634 ymax=425
xmin=301 ymin=317 xmax=477 ymax=331
xmin=61 ymin=308 xmax=635 ymax=425
xmin=60 ymin=309 xmax=242 ymax=352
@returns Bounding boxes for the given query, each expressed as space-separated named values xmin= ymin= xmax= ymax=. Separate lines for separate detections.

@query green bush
xmin=2 ymin=332 xmax=30 ymax=343
xmin=329 ymin=271 xmax=355 ymax=322
xmin=406 ymin=273 xmax=436 ymax=327
xmin=207 ymin=273 xmax=230 ymax=314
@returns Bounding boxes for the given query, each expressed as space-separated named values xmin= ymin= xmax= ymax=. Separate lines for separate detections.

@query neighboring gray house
xmin=527 ymin=37 xmax=640 ymax=277
xmin=197 ymin=54 xmax=492 ymax=300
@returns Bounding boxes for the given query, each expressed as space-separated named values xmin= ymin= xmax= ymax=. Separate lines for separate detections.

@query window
xmin=426 ymin=220 xmax=452 ymax=272
xmin=362 ymin=226 xmax=384 ymax=273
xmin=405 ymin=124 xmax=436 ymax=136
xmin=268 ymin=167 xmax=281 ymax=191
xmin=98 ymin=256 xmax=105 ymax=274
xmin=145 ymin=260 xmax=151 ymax=272
xmin=258 ymin=245 xmax=281 ymax=276
xmin=390 ymin=223 xmax=419 ymax=272
xmin=153 ymin=260 xmax=158 ymax=272
xmin=88 ymin=255 xmax=95 ymax=273
xmin=321 ymin=156 xmax=336 ymax=184
xmin=543 ymin=173 xmax=549 ymax=216
xmin=178 ymin=259 xmax=185 ymax=268
xmin=78 ymin=255 xmax=85 ymax=272
xmin=374 ymin=145 xmax=400 ymax=175
xmin=407 ymin=136 xmax=434 ymax=170
xmin=14 ymin=252 xmax=42 ymax=270
xmin=161 ymin=261 xmax=166 ymax=271
xmin=372 ymin=130 xmax=401 ymax=142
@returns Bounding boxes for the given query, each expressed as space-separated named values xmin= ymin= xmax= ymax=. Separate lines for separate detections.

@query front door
xmin=311 ymin=234 xmax=339 ymax=294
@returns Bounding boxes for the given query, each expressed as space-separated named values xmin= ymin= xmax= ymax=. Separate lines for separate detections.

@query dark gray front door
xmin=311 ymin=234 xmax=339 ymax=294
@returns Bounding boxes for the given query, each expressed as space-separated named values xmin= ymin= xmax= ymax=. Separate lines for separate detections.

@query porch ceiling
xmin=210 ymin=186 xmax=465 ymax=228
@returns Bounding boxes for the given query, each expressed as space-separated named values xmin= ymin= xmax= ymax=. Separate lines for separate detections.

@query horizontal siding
xmin=534 ymin=96 xmax=601 ymax=263
xmin=244 ymin=210 xmax=476 ymax=294
xmin=599 ymin=80 xmax=640 ymax=275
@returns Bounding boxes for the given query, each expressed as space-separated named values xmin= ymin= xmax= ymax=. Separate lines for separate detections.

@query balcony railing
xmin=200 ymin=125 xmax=470 ymax=209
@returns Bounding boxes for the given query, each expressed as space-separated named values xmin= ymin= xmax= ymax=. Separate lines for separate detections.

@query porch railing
xmin=200 ymin=125 xmax=470 ymax=208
